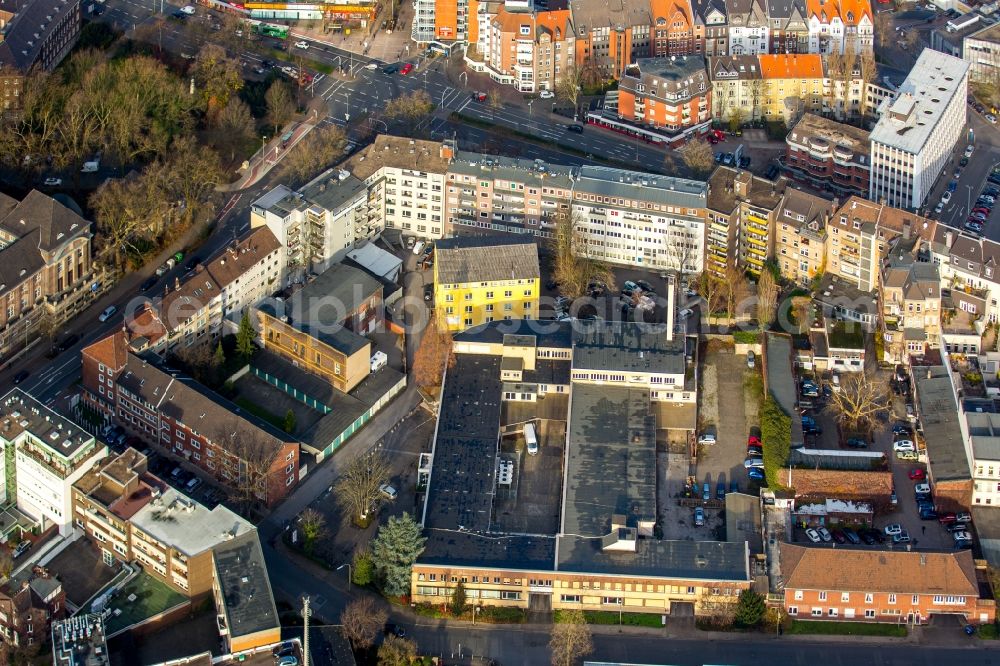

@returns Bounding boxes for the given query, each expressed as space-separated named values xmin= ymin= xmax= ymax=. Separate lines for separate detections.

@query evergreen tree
xmin=236 ymin=311 xmax=256 ymax=359
xmin=371 ymin=513 xmax=426 ymax=596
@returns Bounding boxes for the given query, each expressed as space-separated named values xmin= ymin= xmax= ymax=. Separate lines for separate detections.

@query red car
xmin=938 ymin=512 xmax=958 ymax=524
xmin=400 ymin=63 xmax=413 ymax=75
xmin=908 ymin=468 xmax=926 ymax=481
xmin=748 ymin=435 xmax=761 ymax=447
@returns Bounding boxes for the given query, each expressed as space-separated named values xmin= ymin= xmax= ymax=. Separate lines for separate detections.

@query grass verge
xmin=787 ymin=620 xmax=907 ymax=637
xmin=554 ymin=609 xmax=663 ymax=627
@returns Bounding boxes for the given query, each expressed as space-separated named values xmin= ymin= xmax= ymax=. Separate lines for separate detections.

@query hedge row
xmin=761 ymin=395 xmax=791 ymax=489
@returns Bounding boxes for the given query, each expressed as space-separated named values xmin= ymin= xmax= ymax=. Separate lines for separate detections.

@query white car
xmin=180 ymin=4 xmax=195 ymax=13
xmin=934 ymin=202 xmax=944 ymax=214
xmin=914 ymin=482 xmax=931 ymax=496
xmin=893 ymin=439 xmax=915 ymax=452
xmin=98 ymin=305 xmax=117 ymax=322
xmin=883 ymin=523 xmax=902 ymax=536
xmin=364 ymin=63 xmax=378 ymax=70
xmin=294 ymin=40 xmax=309 ymax=49
xmin=805 ymin=528 xmax=821 ymax=543
xmin=678 ymin=308 xmax=694 ymax=320
xmin=965 ymin=144 xmax=975 ymax=158
xmin=941 ymin=191 xmax=952 ymax=204
xmin=43 ymin=177 xmax=62 ymax=187
xmin=697 ymin=433 xmax=716 ymax=445
xmin=816 ymin=526 xmax=832 ymax=542
xmin=412 ymin=241 xmax=425 ymax=256
xmin=539 ymin=90 xmax=555 ymax=99
xmin=743 ymin=457 xmax=764 ymax=469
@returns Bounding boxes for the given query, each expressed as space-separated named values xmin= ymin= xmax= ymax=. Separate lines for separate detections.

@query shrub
xmin=761 ymin=395 xmax=791 ymax=488
xmin=733 ymin=329 xmax=760 ymax=345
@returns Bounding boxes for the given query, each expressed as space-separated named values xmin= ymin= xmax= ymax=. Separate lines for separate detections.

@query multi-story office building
xmin=869 ymin=49 xmax=969 ymax=210
xmin=434 ymin=236 xmax=540 ymax=331
xmin=571 ymin=166 xmax=707 ymax=273
xmin=963 ymin=23 xmax=1000 ymax=83
xmin=783 ymin=113 xmax=870 ymax=196
xmin=344 ymin=135 xmax=453 ymax=241
xmin=617 ymin=55 xmax=712 ymax=132
xmin=0 ymin=190 xmax=95 ymax=363
xmin=706 ymin=166 xmax=785 ymax=277
xmin=482 ymin=9 xmax=575 ymax=92
xmin=0 ymin=389 xmax=106 ymax=537
xmin=774 ymin=188 xmax=835 ymax=285
xmin=71 ymin=448 xmax=280 ymax=652
xmin=444 ymin=151 xmax=575 ymax=238
xmin=251 ymin=171 xmax=368 ymax=274
xmin=80 ymin=332 xmax=300 ymax=507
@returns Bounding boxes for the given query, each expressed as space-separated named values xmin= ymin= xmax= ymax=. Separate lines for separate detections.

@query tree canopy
xmin=371 ymin=513 xmax=426 ymax=597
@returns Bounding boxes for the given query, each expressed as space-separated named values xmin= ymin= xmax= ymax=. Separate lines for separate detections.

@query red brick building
xmin=0 ymin=567 xmax=65 ymax=649
xmin=780 ymin=544 xmax=995 ymax=625
xmin=80 ymin=331 xmax=300 ymax=507
xmin=618 ymin=55 xmax=711 ymax=133
xmin=784 ymin=113 xmax=871 ymax=197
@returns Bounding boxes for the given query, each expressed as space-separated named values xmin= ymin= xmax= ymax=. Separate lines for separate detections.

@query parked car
xmin=747 ymin=435 xmax=761 ymax=447
xmin=746 ymin=446 xmax=763 ymax=458
xmin=693 ymin=506 xmax=705 ymax=526
xmin=805 ymin=528 xmax=821 ymax=543
xmin=893 ymin=439 xmax=916 ymax=452
xmin=914 ymin=482 xmax=931 ymax=496
xmin=702 ymin=482 xmax=710 ymax=501
xmin=919 ymin=508 xmax=939 ymax=520
xmin=957 ymin=512 xmax=972 ymax=523
xmin=12 ymin=541 xmax=30 ymax=558
xmin=98 ymin=305 xmax=117 ymax=322
xmin=716 ymin=481 xmax=726 ymax=500
xmin=908 ymin=468 xmax=927 ymax=481
xmin=941 ymin=191 xmax=953 ymax=204
xmin=384 ymin=623 xmax=407 ymax=638
xmin=947 ymin=522 xmax=970 ymax=533
xmin=697 ymin=433 xmax=716 ymax=445
xmin=379 ymin=483 xmax=398 ymax=500
xmin=747 ymin=467 xmax=765 ymax=481
xmin=883 ymin=523 xmax=903 ymax=536
xmin=845 ymin=437 xmax=868 ymax=449
xmin=840 ymin=528 xmax=860 ymax=544
xmin=743 ymin=457 xmax=764 ymax=469
xmin=831 ymin=529 xmax=847 ymax=544
xmin=966 ymin=144 xmax=976 ymax=158
xmin=816 ymin=527 xmax=832 ymax=542
xmin=897 ymin=450 xmax=920 ymax=461
xmin=893 ymin=530 xmax=911 ymax=544
xmin=860 ymin=529 xmax=877 ymax=545
xmin=747 ymin=351 xmax=756 ymax=368
xmin=938 ymin=512 xmax=958 ymax=524
xmin=960 ymin=157 xmax=970 ymax=167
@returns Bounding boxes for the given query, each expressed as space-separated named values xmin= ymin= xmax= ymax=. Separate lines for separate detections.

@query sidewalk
xmin=287 ymin=0 xmax=415 ymax=63
xmin=227 ymin=120 xmax=317 ymax=191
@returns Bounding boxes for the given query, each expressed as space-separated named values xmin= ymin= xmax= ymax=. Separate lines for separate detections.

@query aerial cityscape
xmin=1 ymin=0 xmax=1000 ymax=662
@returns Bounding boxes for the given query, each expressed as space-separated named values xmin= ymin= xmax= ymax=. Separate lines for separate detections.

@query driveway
xmin=697 ymin=343 xmax=754 ymax=495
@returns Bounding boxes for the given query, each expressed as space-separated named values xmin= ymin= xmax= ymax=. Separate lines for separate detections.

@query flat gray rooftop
xmin=212 ymin=531 xmax=279 ymax=640
xmin=0 ymin=389 xmax=97 ymax=462
xmin=131 ymin=489 xmax=254 ymax=557
xmin=914 ymin=365 xmax=970 ymax=481
xmin=573 ymin=321 xmax=686 ymax=375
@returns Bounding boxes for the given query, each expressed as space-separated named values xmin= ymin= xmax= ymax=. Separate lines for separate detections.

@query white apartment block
xmin=571 ymin=166 xmax=707 ymax=274
xmin=729 ymin=25 xmax=769 ymax=56
xmin=0 ymin=390 xmax=106 ymax=537
xmin=869 ymin=49 xmax=969 ymax=210
xmin=806 ymin=4 xmax=872 ymax=55
xmin=251 ymin=172 xmax=369 ymax=274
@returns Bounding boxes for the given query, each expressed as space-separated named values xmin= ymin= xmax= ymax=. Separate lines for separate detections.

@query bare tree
xmin=280 ymin=125 xmax=348 ymax=184
xmin=790 ymin=295 xmax=812 ymax=334
xmin=334 ymin=450 xmax=390 ymax=525
xmin=874 ymin=12 xmax=892 ymax=49
xmin=192 ymin=44 xmax=243 ymax=121
xmin=757 ymin=270 xmax=779 ymax=329
xmin=159 ymin=136 xmax=221 ymax=226
xmin=299 ymin=508 xmax=326 ymax=554
xmin=859 ymin=51 xmax=877 ymax=123
xmin=550 ymin=205 xmax=615 ymax=299
xmin=214 ymin=97 xmax=256 ymax=164
xmin=413 ymin=316 xmax=455 ymax=390
xmin=340 ymin=597 xmax=388 ymax=650
xmin=724 ymin=264 xmax=749 ymax=322
xmin=214 ymin=419 xmax=282 ymax=515
xmin=555 ymin=64 xmax=583 ymax=113
xmin=728 ymin=106 xmax=744 ymax=133
xmin=829 ymin=372 xmax=889 ymax=433
xmin=384 ymin=89 xmax=434 ymax=124
xmin=550 ymin=609 xmax=593 ymax=666
xmin=680 ymin=139 xmax=715 ymax=179
xmin=487 ymin=87 xmax=503 ymax=121
xmin=697 ymin=272 xmax=726 ymax=325
xmin=0 ymin=548 xmax=12 ymax=580
xmin=377 ymin=635 xmax=418 ymax=666
xmin=266 ymin=80 xmax=295 ymax=134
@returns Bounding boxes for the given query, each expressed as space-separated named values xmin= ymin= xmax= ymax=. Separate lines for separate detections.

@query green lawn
xmin=978 ymin=623 xmax=999 ymax=639
xmin=827 ymin=321 xmax=865 ymax=349
xmin=235 ymin=397 xmax=284 ymax=430
xmin=105 ymin=573 xmax=188 ymax=635
xmin=787 ymin=620 xmax=907 ymax=637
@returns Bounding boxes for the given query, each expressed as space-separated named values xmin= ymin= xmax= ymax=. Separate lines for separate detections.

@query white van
xmin=370 ymin=351 xmax=387 ymax=372
xmin=81 ymin=160 xmax=99 ymax=173
xmin=524 ymin=423 xmax=538 ymax=455
xmin=180 ymin=4 xmax=195 ymax=13
xmin=831 ymin=373 xmax=841 ymax=392
xmin=412 ymin=241 xmax=425 ymax=256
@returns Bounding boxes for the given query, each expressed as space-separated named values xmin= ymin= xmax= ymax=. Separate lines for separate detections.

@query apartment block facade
xmin=868 ymin=50 xmax=969 ymax=210
xmin=434 ymin=236 xmax=540 ymax=331
xmin=617 ymin=55 xmax=712 ymax=132
xmin=783 ymin=113 xmax=870 ymax=196
xmin=80 ymin=332 xmax=300 ymax=507
xmin=774 ymin=188 xmax=836 ymax=285
xmin=706 ymin=167 xmax=785 ymax=277
xmin=962 ymin=22 xmax=1000 ymax=83
xmin=0 ymin=0 xmax=81 ymax=73
xmin=483 ymin=9 xmax=575 ymax=92
xmin=0 ymin=390 xmax=106 ymax=538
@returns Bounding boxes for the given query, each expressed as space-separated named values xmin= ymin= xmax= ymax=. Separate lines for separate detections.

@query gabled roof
xmin=707 ymin=55 xmax=761 ymax=80
xmin=0 ymin=0 xmax=79 ymax=72
xmin=758 ymin=53 xmax=824 ymax=79
xmin=780 ymin=543 xmax=978 ymax=596
xmin=786 ymin=468 xmax=893 ymax=499
xmin=0 ymin=190 xmax=90 ymax=252
xmin=82 ymin=329 xmax=130 ymax=373
xmin=435 ymin=235 xmax=539 ymax=285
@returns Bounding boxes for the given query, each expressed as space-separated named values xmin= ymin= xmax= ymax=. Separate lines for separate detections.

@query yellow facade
xmin=434 ymin=275 xmax=540 ymax=332
xmin=257 ymin=311 xmax=370 ymax=392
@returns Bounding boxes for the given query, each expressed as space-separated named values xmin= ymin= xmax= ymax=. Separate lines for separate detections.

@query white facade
xmin=412 ymin=0 xmax=437 ymax=43
xmin=570 ymin=167 xmax=708 ymax=274
xmin=807 ymin=12 xmax=872 ymax=54
xmin=964 ymin=24 xmax=1000 ymax=83
xmin=379 ymin=167 xmax=447 ymax=239
xmin=869 ymin=49 xmax=969 ymax=210
xmin=729 ymin=25 xmax=769 ymax=55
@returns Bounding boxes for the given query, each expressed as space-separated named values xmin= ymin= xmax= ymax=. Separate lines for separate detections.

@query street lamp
xmin=459 ymin=71 xmax=467 ymax=88
xmin=527 ymin=99 xmax=533 ymax=131
xmin=337 ymin=563 xmax=352 ymax=590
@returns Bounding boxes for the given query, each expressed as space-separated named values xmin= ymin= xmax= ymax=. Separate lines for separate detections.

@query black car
xmin=423 ymin=284 xmax=433 ymax=302
xmin=141 ymin=276 xmax=158 ymax=291
xmin=382 ymin=64 xmax=399 ymax=74
xmin=12 ymin=370 xmax=28 ymax=384
xmin=384 ymin=623 xmax=406 ymax=638
xmin=738 ymin=156 xmax=751 ymax=169
xmin=919 ymin=509 xmax=939 ymax=520
xmin=185 ymin=257 xmax=201 ymax=272
xmin=716 ymin=481 xmax=726 ymax=500
xmin=636 ymin=279 xmax=654 ymax=293
xmin=272 ymin=641 xmax=296 ymax=658
xmin=859 ymin=530 xmax=877 ymax=545
xmin=765 ymin=164 xmax=779 ymax=180
xmin=170 ymin=10 xmax=186 ymax=18
xmin=566 ymin=124 xmax=584 ymax=134
xmin=842 ymin=527 xmax=861 ymax=545
xmin=262 ymin=59 xmax=274 ymax=68
xmin=57 ymin=333 xmax=80 ymax=352
xmin=960 ymin=157 xmax=970 ymax=167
